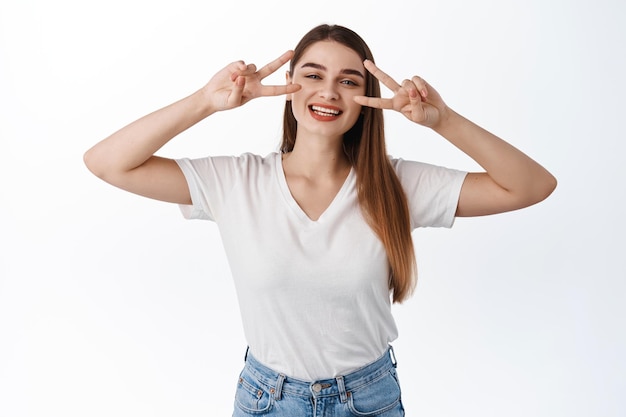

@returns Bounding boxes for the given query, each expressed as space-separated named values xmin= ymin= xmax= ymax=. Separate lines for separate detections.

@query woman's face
xmin=287 ymin=40 xmax=366 ymax=142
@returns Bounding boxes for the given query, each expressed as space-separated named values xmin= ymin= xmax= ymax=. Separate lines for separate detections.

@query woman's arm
xmin=84 ymin=90 xmax=211 ymax=204
xmin=432 ymin=109 xmax=556 ymax=216
xmin=84 ymin=51 xmax=300 ymax=204
xmin=354 ymin=60 xmax=556 ymax=217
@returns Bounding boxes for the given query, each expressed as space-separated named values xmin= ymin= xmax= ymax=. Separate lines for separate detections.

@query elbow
xmin=83 ymin=147 xmax=100 ymax=177
xmin=538 ymin=171 xmax=558 ymax=202
xmin=546 ymin=172 xmax=558 ymax=197
xmin=525 ymin=171 xmax=557 ymax=207
xmin=83 ymin=146 xmax=109 ymax=181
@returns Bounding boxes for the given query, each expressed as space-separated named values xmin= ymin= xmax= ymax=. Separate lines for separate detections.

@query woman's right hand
xmin=203 ymin=50 xmax=301 ymax=112
xmin=84 ymin=50 xmax=300 ymax=205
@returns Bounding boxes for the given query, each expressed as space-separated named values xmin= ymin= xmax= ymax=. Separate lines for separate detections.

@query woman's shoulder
xmin=181 ymin=151 xmax=279 ymax=168
xmin=232 ymin=152 xmax=281 ymax=173
xmin=388 ymin=155 xmax=467 ymax=186
xmin=388 ymin=155 xmax=449 ymax=173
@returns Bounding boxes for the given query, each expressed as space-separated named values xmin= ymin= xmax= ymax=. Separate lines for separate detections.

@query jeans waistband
xmin=242 ymin=346 xmax=398 ymax=400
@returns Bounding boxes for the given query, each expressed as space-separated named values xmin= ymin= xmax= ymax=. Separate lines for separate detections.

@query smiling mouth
xmin=310 ymin=105 xmax=343 ymax=117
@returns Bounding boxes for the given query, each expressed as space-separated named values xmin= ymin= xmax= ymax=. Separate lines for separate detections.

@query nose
xmin=318 ymin=80 xmax=338 ymax=100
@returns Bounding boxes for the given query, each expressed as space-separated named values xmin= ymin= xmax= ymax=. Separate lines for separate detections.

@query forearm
xmin=433 ymin=108 xmax=557 ymax=202
xmin=84 ymin=88 xmax=213 ymax=178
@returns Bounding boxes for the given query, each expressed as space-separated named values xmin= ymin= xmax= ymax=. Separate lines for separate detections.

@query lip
xmin=308 ymin=103 xmax=343 ymax=121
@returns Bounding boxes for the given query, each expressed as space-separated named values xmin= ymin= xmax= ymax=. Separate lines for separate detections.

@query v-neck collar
xmin=274 ymin=153 xmax=355 ymax=224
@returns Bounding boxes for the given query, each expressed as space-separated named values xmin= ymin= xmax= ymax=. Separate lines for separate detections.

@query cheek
xmin=290 ymin=86 xmax=308 ymax=104
xmin=347 ymin=99 xmax=364 ymax=119
xmin=346 ymin=109 xmax=362 ymax=127
xmin=289 ymin=96 xmax=309 ymax=122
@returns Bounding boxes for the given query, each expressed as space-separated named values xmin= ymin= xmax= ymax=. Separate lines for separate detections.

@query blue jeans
xmin=232 ymin=346 xmax=405 ymax=417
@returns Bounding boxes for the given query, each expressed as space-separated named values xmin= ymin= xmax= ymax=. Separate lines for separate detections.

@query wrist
xmin=431 ymin=107 xmax=460 ymax=135
xmin=193 ymin=87 xmax=218 ymax=118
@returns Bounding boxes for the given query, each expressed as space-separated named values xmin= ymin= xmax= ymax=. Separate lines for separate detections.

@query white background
xmin=1 ymin=0 xmax=624 ymax=416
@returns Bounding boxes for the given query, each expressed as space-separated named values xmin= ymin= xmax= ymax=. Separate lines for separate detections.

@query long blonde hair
xmin=281 ymin=24 xmax=416 ymax=303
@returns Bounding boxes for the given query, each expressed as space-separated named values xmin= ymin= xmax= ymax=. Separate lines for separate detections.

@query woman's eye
xmin=341 ymin=79 xmax=358 ymax=86
xmin=306 ymin=74 xmax=321 ymax=80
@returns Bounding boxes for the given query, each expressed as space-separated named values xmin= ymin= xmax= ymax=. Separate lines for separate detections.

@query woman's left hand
xmin=354 ymin=60 xmax=448 ymax=129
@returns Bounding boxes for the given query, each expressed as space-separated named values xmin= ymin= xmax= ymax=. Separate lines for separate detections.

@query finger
xmin=257 ymin=50 xmax=295 ymax=79
xmin=259 ymin=83 xmax=301 ymax=97
xmin=399 ymin=79 xmax=427 ymax=122
xmin=228 ymin=75 xmax=245 ymax=106
xmin=229 ymin=60 xmax=248 ymax=81
xmin=401 ymin=79 xmax=421 ymax=102
xmin=363 ymin=60 xmax=401 ymax=92
xmin=353 ymin=95 xmax=395 ymax=109
xmin=243 ymin=63 xmax=258 ymax=74
xmin=411 ymin=75 xmax=429 ymax=99
xmin=408 ymin=90 xmax=425 ymax=121
xmin=231 ymin=60 xmax=247 ymax=70
xmin=230 ymin=63 xmax=258 ymax=81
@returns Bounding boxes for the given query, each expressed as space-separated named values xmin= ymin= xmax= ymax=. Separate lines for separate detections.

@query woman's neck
xmin=283 ymin=134 xmax=350 ymax=179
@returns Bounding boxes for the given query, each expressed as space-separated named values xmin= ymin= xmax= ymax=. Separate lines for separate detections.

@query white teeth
xmin=311 ymin=106 xmax=340 ymax=116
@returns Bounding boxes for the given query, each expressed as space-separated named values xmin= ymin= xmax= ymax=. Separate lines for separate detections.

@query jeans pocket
xmin=234 ymin=370 xmax=274 ymax=415
xmin=347 ymin=369 xmax=403 ymax=416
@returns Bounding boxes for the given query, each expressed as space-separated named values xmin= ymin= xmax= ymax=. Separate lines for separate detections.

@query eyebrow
xmin=300 ymin=62 xmax=364 ymax=79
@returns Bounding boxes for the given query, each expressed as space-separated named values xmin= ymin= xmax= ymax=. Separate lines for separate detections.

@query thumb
xmin=408 ymin=87 xmax=426 ymax=122
xmin=228 ymin=76 xmax=246 ymax=107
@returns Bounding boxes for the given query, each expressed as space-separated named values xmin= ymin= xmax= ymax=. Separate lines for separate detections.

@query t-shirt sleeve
xmin=391 ymin=158 xmax=468 ymax=229
xmin=175 ymin=155 xmax=242 ymax=221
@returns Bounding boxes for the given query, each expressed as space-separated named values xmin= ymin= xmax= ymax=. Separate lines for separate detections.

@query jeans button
xmin=312 ymin=383 xmax=322 ymax=393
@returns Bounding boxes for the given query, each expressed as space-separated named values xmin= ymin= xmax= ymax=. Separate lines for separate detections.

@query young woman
xmin=84 ymin=24 xmax=556 ymax=417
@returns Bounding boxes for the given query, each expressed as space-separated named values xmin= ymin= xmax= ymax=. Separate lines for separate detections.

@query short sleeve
xmin=175 ymin=155 xmax=242 ymax=221
xmin=391 ymin=158 xmax=467 ymax=229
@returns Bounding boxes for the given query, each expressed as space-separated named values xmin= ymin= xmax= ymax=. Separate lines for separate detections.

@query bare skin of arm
xmin=354 ymin=60 xmax=557 ymax=217
xmin=433 ymin=109 xmax=556 ymax=217
xmin=84 ymin=51 xmax=301 ymax=204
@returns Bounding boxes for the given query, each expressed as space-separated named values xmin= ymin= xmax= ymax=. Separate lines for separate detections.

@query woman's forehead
xmin=296 ymin=40 xmax=363 ymax=69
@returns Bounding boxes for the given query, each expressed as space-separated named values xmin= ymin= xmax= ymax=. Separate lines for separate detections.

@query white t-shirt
xmin=176 ymin=152 xmax=467 ymax=380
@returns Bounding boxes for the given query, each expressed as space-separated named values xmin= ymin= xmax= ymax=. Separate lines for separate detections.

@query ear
xmin=285 ymin=70 xmax=293 ymax=101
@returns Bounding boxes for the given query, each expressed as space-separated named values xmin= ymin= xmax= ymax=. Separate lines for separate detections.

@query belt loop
xmin=274 ymin=374 xmax=285 ymax=401
xmin=336 ymin=376 xmax=348 ymax=403
xmin=389 ymin=345 xmax=398 ymax=368
xmin=243 ymin=346 xmax=249 ymax=362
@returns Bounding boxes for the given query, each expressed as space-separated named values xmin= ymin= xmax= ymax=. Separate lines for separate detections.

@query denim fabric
xmin=232 ymin=347 xmax=405 ymax=417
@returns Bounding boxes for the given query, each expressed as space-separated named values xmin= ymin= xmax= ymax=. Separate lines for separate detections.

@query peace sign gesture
xmin=203 ymin=50 xmax=301 ymax=112
xmin=354 ymin=60 xmax=448 ymax=128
